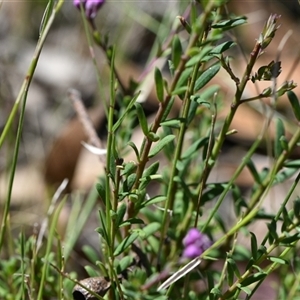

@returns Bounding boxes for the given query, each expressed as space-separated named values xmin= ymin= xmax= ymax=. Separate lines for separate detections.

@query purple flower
xmin=182 ymin=228 xmax=212 ymax=259
xmin=73 ymin=0 xmax=105 ymax=19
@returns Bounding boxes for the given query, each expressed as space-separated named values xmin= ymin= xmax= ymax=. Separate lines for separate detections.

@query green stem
xmin=0 ymin=0 xmax=65 ymax=251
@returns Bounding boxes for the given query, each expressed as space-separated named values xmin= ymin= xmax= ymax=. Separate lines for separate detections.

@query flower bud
xmin=73 ymin=0 xmax=105 ymax=19
xmin=182 ymin=228 xmax=212 ymax=259
xmin=258 ymin=14 xmax=281 ymax=50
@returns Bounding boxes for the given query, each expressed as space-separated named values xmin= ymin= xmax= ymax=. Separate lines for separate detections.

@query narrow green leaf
xmin=288 ymin=90 xmax=300 ymax=121
xmin=294 ymin=197 xmax=300 ymax=219
xmin=273 ymin=168 xmax=298 ymax=185
xmin=250 ymin=232 xmax=258 ymax=260
xmin=274 ymin=118 xmax=285 ymax=158
xmin=82 ymin=245 xmax=99 ymax=263
xmin=209 ymin=41 xmax=236 ymax=55
xmin=246 ymin=159 xmax=262 ymax=184
xmin=127 ymin=141 xmax=140 ymax=161
xmin=241 ymin=272 xmax=267 ymax=287
xmin=186 ymin=46 xmax=213 ymax=67
xmin=284 ymin=160 xmax=300 ymax=168
xmin=135 ymin=102 xmax=149 ymax=136
xmin=114 ymin=232 xmax=139 ymax=256
xmin=139 ymin=222 xmax=161 ymax=239
xmin=172 ymin=35 xmax=182 ymax=70
xmin=172 ymin=86 xmax=188 ymax=96
xmin=238 ymin=284 xmax=251 ymax=295
xmin=143 ymin=161 xmax=160 ymax=178
xmin=182 ymin=137 xmax=209 ymax=159
xmin=268 ymin=256 xmax=288 ymax=265
xmin=113 ymin=92 xmax=140 ymax=132
xmin=96 ymin=182 xmax=106 ymax=201
xmin=176 ymin=67 xmax=193 ymax=91
xmin=160 ymin=118 xmax=182 ymax=128
xmin=154 ymin=67 xmax=164 ymax=102
xmin=211 ymin=17 xmax=247 ymax=30
xmin=201 ymin=183 xmax=227 ymax=204
xmin=140 ymin=195 xmax=166 ymax=207
xmin=84 ymin=265 xmax=98 ymax=277
xmin=267 ymin=220 xmax=278 ymax=244
xmin=39 ymin=0 xmax=54 ymax=35
xmin=119 ymin=218 xmax=144 ymax=227
xmin=228 ymin=257 xmax=241 ymax=280
xmin=116 ymin=203 xmax=127 ymax=227
xmin=194 ymin=64 xmax=220 ymax=91
xmin=118 ymin=256 xmax=134 ymax=273
xmin=148 ymin=135 xmax=175 ymax=158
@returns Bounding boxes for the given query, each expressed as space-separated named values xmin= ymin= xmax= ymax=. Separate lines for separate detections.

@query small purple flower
xmin=73 ymin=0 xmax=105 ymax=19
xmin=182 ymin=228 xmax=212 ymax=259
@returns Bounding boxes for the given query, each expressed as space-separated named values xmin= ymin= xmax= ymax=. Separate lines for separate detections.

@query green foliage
xmin=1 ymin=0 xmax=300 ymax=299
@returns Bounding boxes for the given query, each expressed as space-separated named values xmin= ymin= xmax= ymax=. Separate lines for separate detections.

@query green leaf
xmin=209 ymin=41 xmax=236 ymax=56
xmin=241 ymin=272 xmax=267 ymax=287
xmin=114 ymin=232 xmax=139 ymax=256
xmin=139 ymin=222 xmax=161 ymax=239
xmin=140 ymin=195 xmax=166 ymax=207
xmin=113 ymin=92 xmax=140 ymax=132
xmin=84 ymin=265 xmax=98 ymax=277
xmin=211 ymin=16 xmax=247 ymax=30
xmin=227 ymin=258 xmax=241 ymax=284
xmin=116 ymin=203 xmax=127 ymax=227
xmin=39 ymin=0 xmax=54 ymax=35
xmin=274 ymin=118 xmax=285 ymax=158
xmin=267 ymin=220 xmax=278 ymax=244
xmin=135 ymin=102 xmax=149 ymax=136
xmin=194 ymin=64 xmax=220 ymax=91
xmin=182 ymin=137 xmax=209 ymax=159
xmin=154 ymin=67 xmax=164 ymax=102
xmin=238 ymin=284 xmax=251 ymax=295
xmin=142 ymin=161 xmax=159 ymax=177
xmin=201 ymin=183 xmax=227 ymax=204
xmin=284 ymin=160 xmax=300 ymax=168
xmin=175 ymin=67 xmax=193 ymax=92
xmin=273 ymin=168 xmax=298 ymax=185
xmin=82 ymin=245 xmax=99 ymax=263
xmin=186 ymin=46 xmax=213 ymax=67
xmin=96 ymin=182 xmax=106 ymax=201
xmin=160 ymin=118 xmax=182 ymax=128
xmin=250 ymin=232 xmax=258 ymax=260
xmin=124 ymin=173 xmax=136 ymax=191
xmin=117 ymin=256 xmax=134 ymax=273
xmin=127 ymin=141 xmax=140 ymax=161
xmin=172 ymin=86 xmax=188 ymax=96
xmin=288 ymin=91 xmax=300 ymax=121
xmin=294 ymin=197 xmax=300 ymax=219
xmin=246 ymin=159 xmax=262 ymax=184
xmin=172 ymin=35 xmax=182 ymax=70
xmin=210 ymin=287 xmax=222 ymax=296
xmin=148 ymin=135 xmax=175 ymax=158
xmin=119 ymin=218 xmax=144 ymax=227
xmin=268 ymin=256 xmax=288 ymax=265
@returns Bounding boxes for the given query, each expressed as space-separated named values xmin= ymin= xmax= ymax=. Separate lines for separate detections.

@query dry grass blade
xmin=157 ymin=257 xmax=201 ymax=291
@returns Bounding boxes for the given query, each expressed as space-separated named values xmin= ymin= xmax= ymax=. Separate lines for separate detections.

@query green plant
xmin=1 ymin=0 xmax=300 ymax=299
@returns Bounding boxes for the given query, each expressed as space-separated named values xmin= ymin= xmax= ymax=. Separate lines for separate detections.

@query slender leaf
xmin=114 ymin=232 xmax=139 ymax=256
xmin=274 ymin=118 xmax=285 ymax=158
xmin=172 ymin=35 xmax=182 ymax=69
xmin=135 ymin=102 xmax=149 ymax=136
xmin=288 ymin=90 xmax=300 ymax=121
xmin=148 ymin=135 xmax=175 ymax=158
xmin=154 ymin=67 xmax=164 ymax=102
xmin=194 ymin=64 xmax=220 ymax=91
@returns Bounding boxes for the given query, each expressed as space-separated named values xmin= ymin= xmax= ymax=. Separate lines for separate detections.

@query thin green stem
xmin=0 ymin=1 xmax=65 ymax=250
